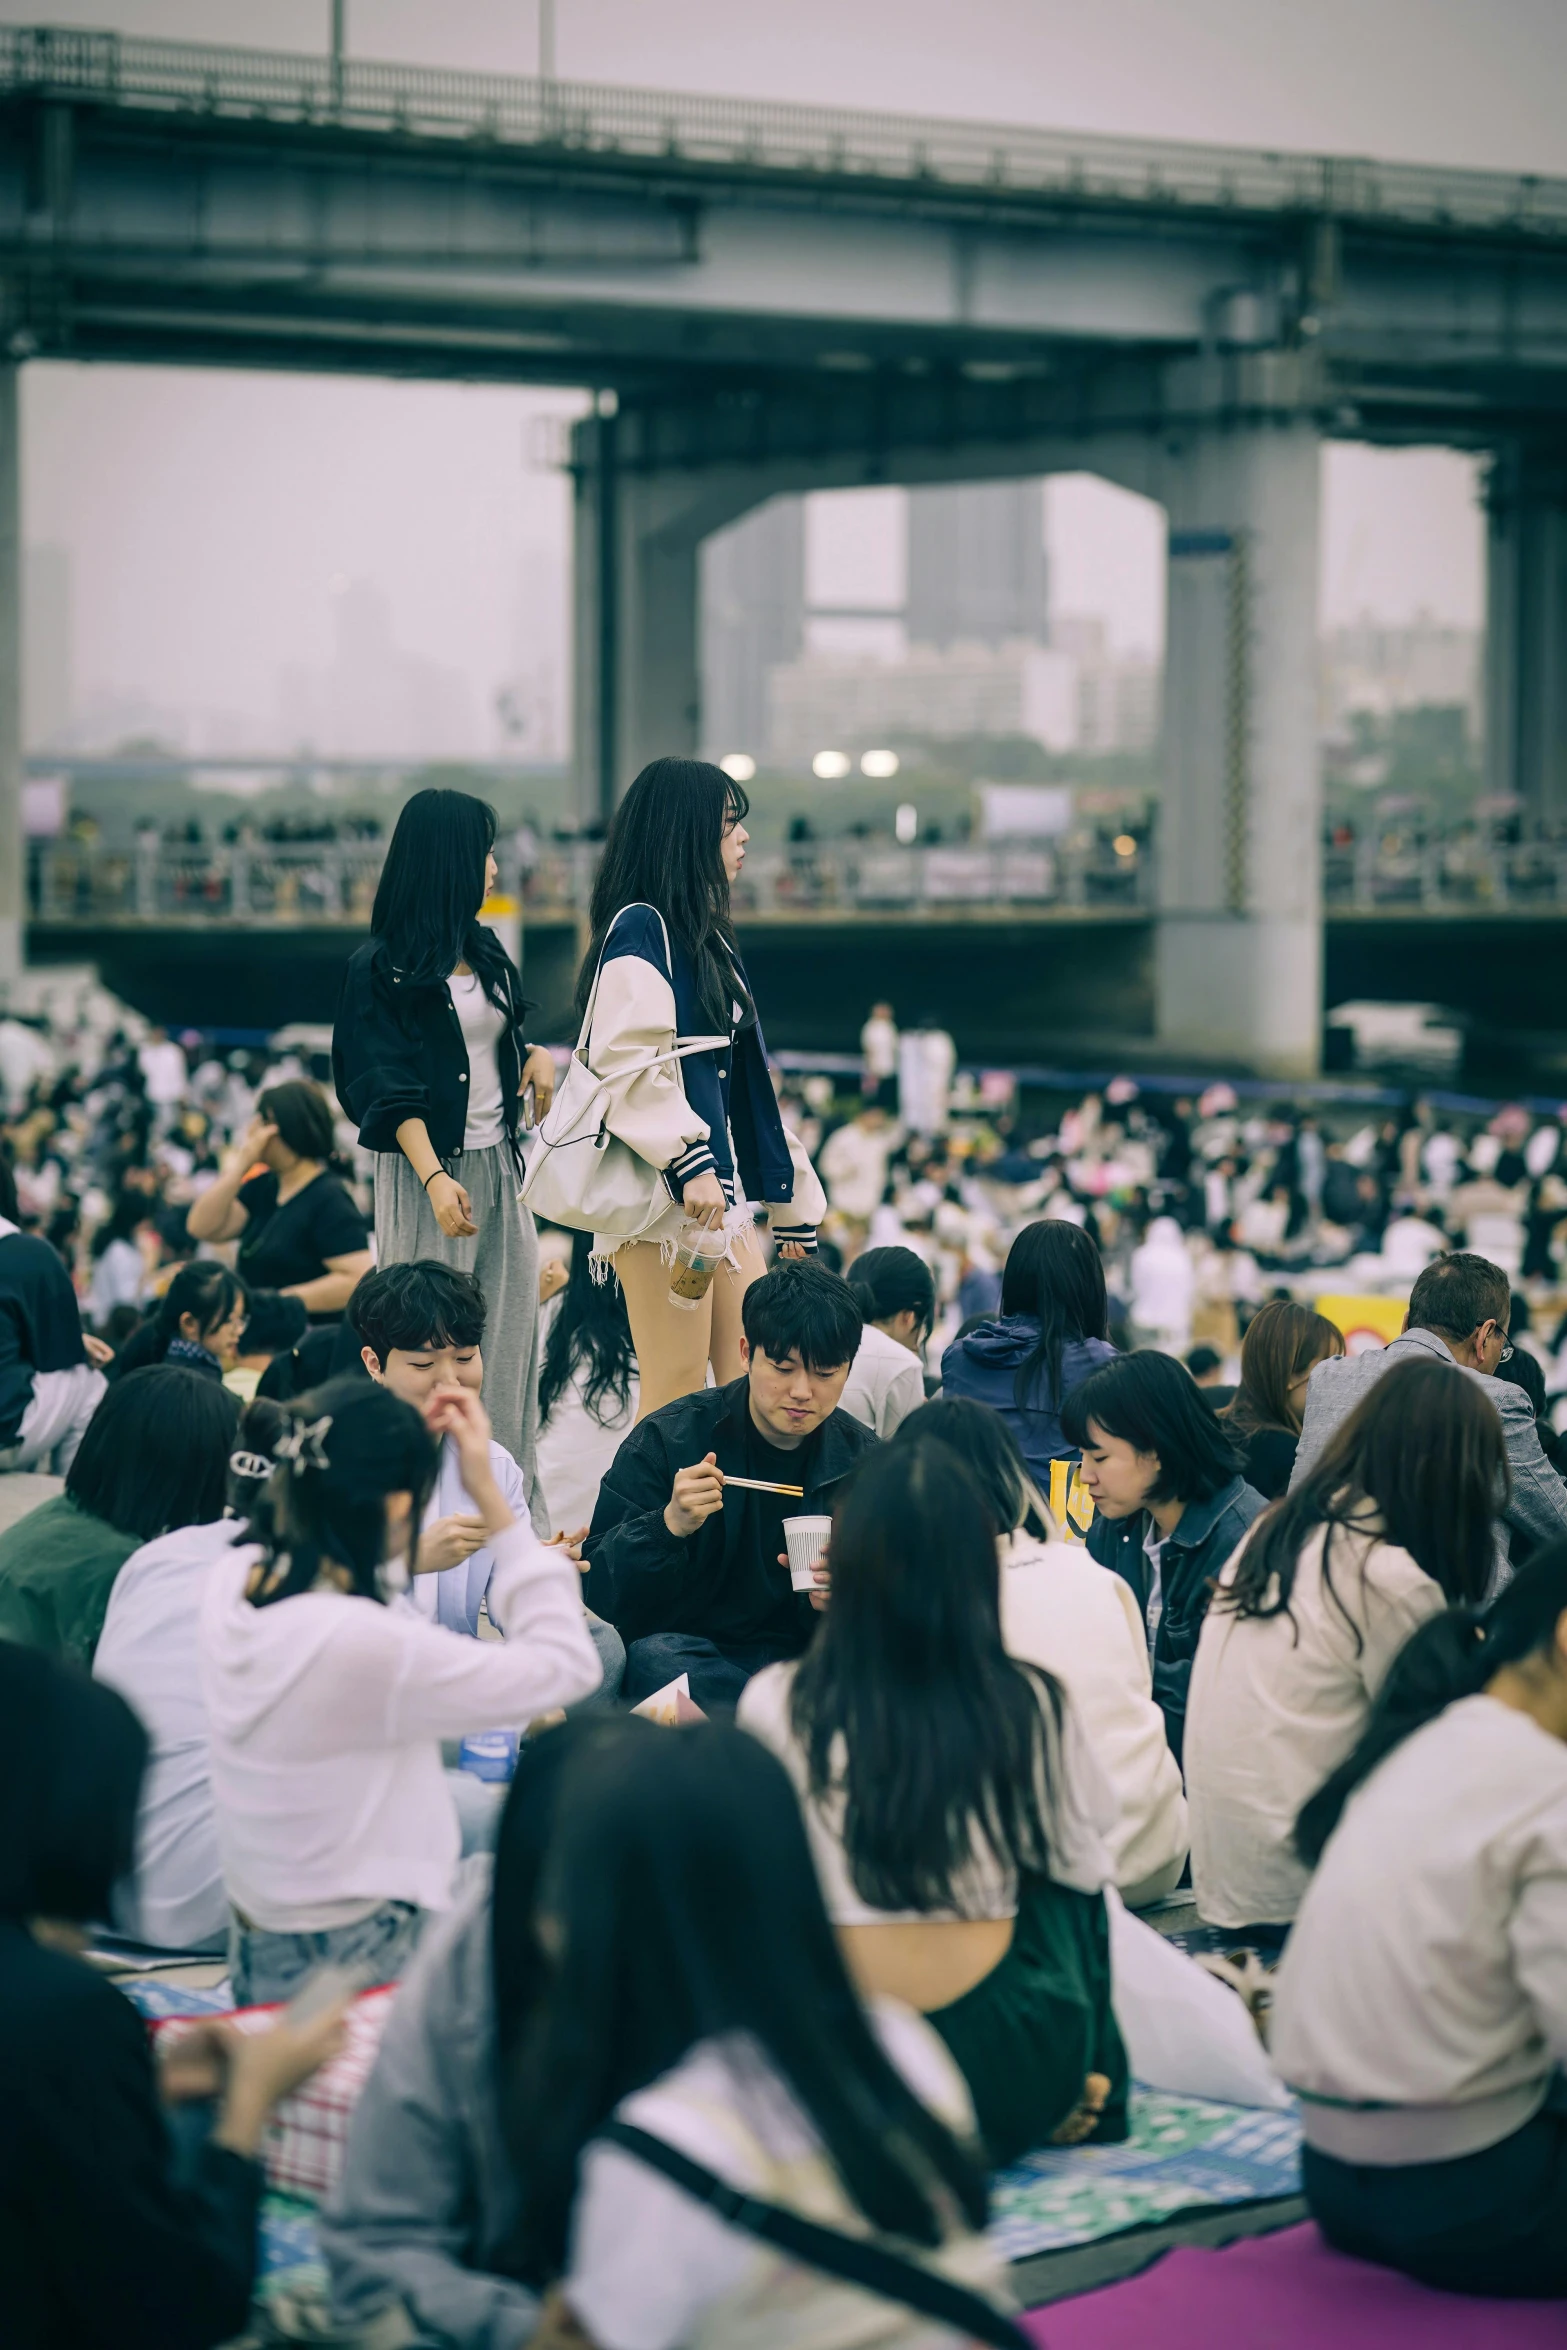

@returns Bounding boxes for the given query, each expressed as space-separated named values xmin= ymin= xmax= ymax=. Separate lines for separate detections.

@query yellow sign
xmin=1048 ymin=1458 xmax=1096 ymax=1542
xmin=1315 ymin=1293 xmax=1408 ymax=1355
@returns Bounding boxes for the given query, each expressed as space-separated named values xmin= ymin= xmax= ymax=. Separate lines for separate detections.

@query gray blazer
xmin=321 ymin=1862 xmax=537 ymax=2350
xmin=1289 ymin=1324 xmax=1567 ymax=1577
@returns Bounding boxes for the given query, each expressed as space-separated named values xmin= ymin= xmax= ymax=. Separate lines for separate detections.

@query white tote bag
xmin=519 ymin=907 xmax=726 ymax=1244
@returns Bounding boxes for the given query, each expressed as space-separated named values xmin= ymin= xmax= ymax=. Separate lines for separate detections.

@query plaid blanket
xmin=988 ymin=2084 xmax=1303 ymax=2262
xmin=153 ymin=1988 xmax=397 ymax=2202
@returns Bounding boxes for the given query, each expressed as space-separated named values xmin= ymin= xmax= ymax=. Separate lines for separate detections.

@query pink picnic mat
xmin=1022 ymin=2222 xmax=1564 ymax=2348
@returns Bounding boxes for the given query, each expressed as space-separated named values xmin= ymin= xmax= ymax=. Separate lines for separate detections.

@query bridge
xmin=6 ymin=27 xmax=1567 ymax=1073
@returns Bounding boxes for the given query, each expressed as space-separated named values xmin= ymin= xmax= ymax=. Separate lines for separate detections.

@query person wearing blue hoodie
xmin=941 ymin=1219 xmax=1117 ymax=1494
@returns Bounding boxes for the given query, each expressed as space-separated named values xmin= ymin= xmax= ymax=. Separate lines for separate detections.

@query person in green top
xmin=0 ymin=1368 xmax=239 ymax=1666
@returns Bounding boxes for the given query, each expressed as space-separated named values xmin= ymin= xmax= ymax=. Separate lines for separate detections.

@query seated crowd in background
xmin=8 ymin=982 xmax=1567 ymax=2330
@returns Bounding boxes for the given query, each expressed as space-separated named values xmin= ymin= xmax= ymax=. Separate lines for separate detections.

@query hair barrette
xmin=228 ymin=1449 xmax=275 ymax=1482
xmin=273 ymin=1413 xmax=333 ymax=1473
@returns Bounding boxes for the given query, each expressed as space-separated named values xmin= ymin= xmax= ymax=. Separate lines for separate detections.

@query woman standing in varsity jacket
xmin=575 ymin=758 xmax=825 ymax=1416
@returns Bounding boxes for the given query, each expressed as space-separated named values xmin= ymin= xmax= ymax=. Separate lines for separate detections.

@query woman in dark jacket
xmin=0 ymin=1643 xmax=343 ymax=2350
xmin=941 ymin=1218 xmax=1116 ymax=1500
xmin=332 ymin=788 xmax=558 ymax=1482
xmin=1062 ymin=1350 xmax=1266 ymax=1771
xmin=1220 ymin=1298 xmax=1344 ymax=1500
xmin=569 ymin=759 xmax=824 ymax=1416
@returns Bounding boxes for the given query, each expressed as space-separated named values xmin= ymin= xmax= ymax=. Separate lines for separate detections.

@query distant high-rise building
xmin=24 ymin=544 xmax=74 ymax=749
xmin=701 ymin=498 xmax=806 ymax=759
xmin=905 ymin=481 xmax=1048 ymax=650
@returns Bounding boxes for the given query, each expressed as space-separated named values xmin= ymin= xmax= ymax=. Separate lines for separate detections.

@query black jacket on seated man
xmin=582 ymin=1375 xmax=875 ymax=1664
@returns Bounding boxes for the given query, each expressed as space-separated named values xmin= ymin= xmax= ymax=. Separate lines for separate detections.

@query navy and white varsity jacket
xmin=589 ymin=905 xmax=824 ymax=1246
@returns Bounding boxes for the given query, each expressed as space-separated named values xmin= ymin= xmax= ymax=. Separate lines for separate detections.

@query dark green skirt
xmin=924 ymin=1871 xmax=1129 ymax=2168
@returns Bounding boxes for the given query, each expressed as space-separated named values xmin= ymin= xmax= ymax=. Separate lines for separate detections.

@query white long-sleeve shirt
xmin=836 ymin=1322 xmax=926 ymax=1440
xmin=998 ymin=1532 xmax=1188 ymax=1898
xmin=199 ymin=1518 xmax=600 ymax=1932
xmin=1185 ymin=1516 xmax=1445 ymax=1929
xmin=1271 ymin=1694 xmax=1567 ymax=2165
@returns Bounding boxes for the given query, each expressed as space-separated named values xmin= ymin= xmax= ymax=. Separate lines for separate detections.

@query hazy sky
xmin=10 ymin=0 xmax=1520 ymax=746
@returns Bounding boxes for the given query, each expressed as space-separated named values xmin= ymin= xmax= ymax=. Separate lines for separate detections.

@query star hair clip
xmin=274 ymin=1414 xmax=333 ymax=1474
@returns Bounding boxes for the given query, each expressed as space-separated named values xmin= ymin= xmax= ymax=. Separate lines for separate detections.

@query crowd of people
xmin=3 ymin=758 xmax=1567 ymax=2347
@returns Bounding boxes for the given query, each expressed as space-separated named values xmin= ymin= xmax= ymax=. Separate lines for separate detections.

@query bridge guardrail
xmin=26 ymin=836 xmax=1154 ymax=924
xmin=5 ymin=24 xmax=1567 ymax=239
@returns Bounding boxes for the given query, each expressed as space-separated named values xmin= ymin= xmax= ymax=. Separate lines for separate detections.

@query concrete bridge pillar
xmin=1152 ymin=414 xmax=1323 ymax=1078
xmin=1485 ymin=443 xmax=1567 ymax=827
xmin=0 ymin=365 xmax=19 ymax=988
xmin=572 ymin=407 xmax=710 ymax=826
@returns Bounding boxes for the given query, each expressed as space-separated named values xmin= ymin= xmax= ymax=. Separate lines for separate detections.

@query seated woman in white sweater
xmin=199 ymin=1375 xmax=601 ymax=2004
xmin=738 ymin=1441 xmax=1127 ymax=2167
xmin=896 ymin=1396 xmax=1187 ymax=1907
xmin=507 ymin=1723 xmax=1018 ymax=2350
xmin=1272 ymin=1550 xmax=1567 ymax=2299
xmin=1185 ymin=1357 xmax=1503 ymax=1932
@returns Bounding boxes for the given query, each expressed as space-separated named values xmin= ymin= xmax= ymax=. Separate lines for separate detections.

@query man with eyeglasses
xmin=1291 ymin=1252 xmax=1567 ymax=1584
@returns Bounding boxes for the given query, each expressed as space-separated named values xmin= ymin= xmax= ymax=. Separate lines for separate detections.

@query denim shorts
xmin=228 ymin=1897 xmax=427 ymax=2008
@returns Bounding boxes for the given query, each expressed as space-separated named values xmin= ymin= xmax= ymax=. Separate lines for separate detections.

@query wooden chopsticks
xmin=720 ymin=1473 xmax=806 ymax=1498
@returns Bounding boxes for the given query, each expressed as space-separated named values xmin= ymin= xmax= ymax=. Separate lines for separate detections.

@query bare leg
xmin=615 ymin=1239 xmax=715 ymax=1419
xmin=708 ymin=1226 xmax=767 ymax=1385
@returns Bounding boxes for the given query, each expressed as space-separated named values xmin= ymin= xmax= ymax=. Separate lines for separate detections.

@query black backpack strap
xmin=596 ymin=2120 xmax=1035 ymax=2349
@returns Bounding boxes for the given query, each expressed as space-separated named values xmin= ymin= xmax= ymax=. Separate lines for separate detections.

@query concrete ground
xmin=0 ymin=1471 xmax=62 ymax=1531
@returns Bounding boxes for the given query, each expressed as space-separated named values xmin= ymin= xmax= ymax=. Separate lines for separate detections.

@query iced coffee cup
xmin=783 ymin=1514 xmax=832 ymax=1593
xmin=667 ymin=1223 xmax=729 ymax=1310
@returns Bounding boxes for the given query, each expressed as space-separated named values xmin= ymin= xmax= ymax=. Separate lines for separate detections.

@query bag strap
xmin=597 ymin=2120 xmax=1034 ymax=2349
xmin=578 ymin=902 xmax=679 ymax=1052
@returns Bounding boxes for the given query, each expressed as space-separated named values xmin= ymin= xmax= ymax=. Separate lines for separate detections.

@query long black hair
xmin=895 ymin=1394 xmax=1050 ymax=1539
xmin=67 ymin=1366 xmax=239 ymax=1542
xmin=537 ymin=1230 xmax=636 ymax=1426
xmin=371 ymin=786 xmax=520 ymax=1016
xmin=1220 ymin=1357 xmax=1504 ymax=1641
xmin=499 ymin=1723 xmax=987 ymax=2281
xmin=0 ymin=1643 xmax=147 ymax=1924
xmin=790 ymin=1443 xmax=1063 ymax=1914
xmin=1296 ymin=1540 xmax=1567 ymax=1867
xmin=491 ymin=1716 xmax=651 ymax=2064
xmin=576 ymin=756 xmax=751 ymax=1034
xmin=108 ymin=1261 xmax=246 ymax=1379
xmin=245 ymin=1376 xmax=438 ymax=1608
xmin=998 ymin=1218 xmax=1110 ymax=1413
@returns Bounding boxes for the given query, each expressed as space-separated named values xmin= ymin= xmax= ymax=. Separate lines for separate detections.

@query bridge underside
xmin=6 ymin=31 xmax=1567 ymax=1072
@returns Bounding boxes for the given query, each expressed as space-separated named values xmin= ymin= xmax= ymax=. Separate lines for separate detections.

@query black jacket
xmin=331 ymin=937 xmax=532 ymax=1163
xmin=1085 ymin=1473 xmax=1267 ymax=1769
xmin=0 ymin=1232 xmax=89 ymax=1445
xmin=0 ymin=1921 xmax=262 ymax=2350
xmin=581 ymin=1377 xmax=876 ymax=1646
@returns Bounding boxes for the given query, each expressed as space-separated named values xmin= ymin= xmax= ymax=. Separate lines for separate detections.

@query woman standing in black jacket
xmin=0 ymin=1643 xmax=344 ymax=2350
xmin=333 ymin=789 xmax=558 ymax=1485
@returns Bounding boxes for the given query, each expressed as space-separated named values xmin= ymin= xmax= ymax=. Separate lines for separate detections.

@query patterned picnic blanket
xmin=988 ymin=2084 xmax=1303 ymax=2262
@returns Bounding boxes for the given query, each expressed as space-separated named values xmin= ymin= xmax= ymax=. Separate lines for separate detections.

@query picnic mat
xmin=257 ymin=2193 xmax=328 ymax=2302
xmin=1021 ymin=2221 xmax=1565 ymax=2347
xmin=988 ymin=2085 xmax=1302 ymax=2262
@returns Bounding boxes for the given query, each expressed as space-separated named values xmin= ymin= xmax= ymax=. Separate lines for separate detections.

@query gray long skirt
xmin=374 ymin=1144 xmax=546 ymax=1531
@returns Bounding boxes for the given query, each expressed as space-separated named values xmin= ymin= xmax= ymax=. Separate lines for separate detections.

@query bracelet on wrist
xmin=422 ymin=1167 xmax=443 ymax=1192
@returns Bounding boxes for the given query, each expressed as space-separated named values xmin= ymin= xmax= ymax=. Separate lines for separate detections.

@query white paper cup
xmin=783 ymin=1514 xmax=832 ymax=1593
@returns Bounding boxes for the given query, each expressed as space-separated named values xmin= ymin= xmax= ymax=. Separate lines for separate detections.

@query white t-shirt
xmin=535 ymin=1296 xmax=639 ymax=1537
xmin=448 ymin=971 xmax=506 ymax=1151
xmin=1272 ymin=1695 xmax=1567 ymax=2165
xmin=998 ymin=1532 xmax=1188 ymax=1897
xmin=566 ymin=2004 xmax=1007 ymax=2350
xmin=1184 ymin=1514 xmax=1445 ymax=1929
xmin=837 ymin=1322 xmax=925 ymax=1440
xmin=738 ymin=1659 xmax=1115 ymax=1927
xmin=94 ymin=1518 xmax=240 ymax=1951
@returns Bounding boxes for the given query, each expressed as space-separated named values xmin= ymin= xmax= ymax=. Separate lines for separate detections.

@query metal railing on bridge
xmin=27 ymin=835 xmax=1154 ymax=925
xmin=1322 ymin=834 xmax=1567 ymax=913
xmin=5 ymin=23 xmax=1567 ymax=239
